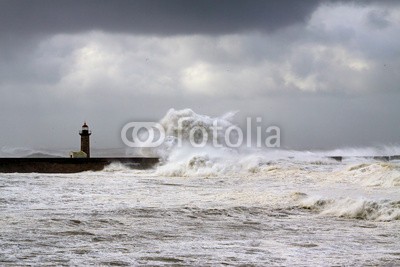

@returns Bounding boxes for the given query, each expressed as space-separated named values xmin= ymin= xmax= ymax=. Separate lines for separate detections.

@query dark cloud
xmin=0 ymin=0 xmax=319 ymax=36
xmin=366 ymin=9 xmax=391 ymax=29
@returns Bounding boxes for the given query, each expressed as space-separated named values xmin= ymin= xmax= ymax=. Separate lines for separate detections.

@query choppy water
xmin=1 ymin=154 xmax=399 ymax=266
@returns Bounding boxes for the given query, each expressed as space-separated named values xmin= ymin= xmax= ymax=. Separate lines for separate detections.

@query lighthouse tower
xmin=79 ymin=122 xmax=92 ymax=158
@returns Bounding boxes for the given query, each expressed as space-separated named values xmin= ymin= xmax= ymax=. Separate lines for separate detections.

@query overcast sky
xmin=1 ymin=0 xmax=399 ymax=151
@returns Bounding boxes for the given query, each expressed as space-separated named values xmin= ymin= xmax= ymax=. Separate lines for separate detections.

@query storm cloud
xmin=0 ymin=0 xmax=399 ymax=151
xmin=0 ymin=0 xmax=319 ymax=36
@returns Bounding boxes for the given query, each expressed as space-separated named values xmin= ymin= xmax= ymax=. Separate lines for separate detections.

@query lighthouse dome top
xmin=79 ymin=122 xmax=91 ymax=137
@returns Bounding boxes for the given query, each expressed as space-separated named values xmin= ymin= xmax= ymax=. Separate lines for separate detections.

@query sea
xmin=1 ymin=110 xmax=399 ymax=266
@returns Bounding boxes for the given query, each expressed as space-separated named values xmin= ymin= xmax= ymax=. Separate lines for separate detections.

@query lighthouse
xmin=79 ymin=122 xmax=92 ymax=158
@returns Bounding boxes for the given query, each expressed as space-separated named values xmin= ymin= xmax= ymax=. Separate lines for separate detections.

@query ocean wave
xmin=346 ymin=162 xmax=400 ymax=187
xmin=299 ymin=196 xmax=400 ymax=221
xmin=154 ymin=143 xmax=344 ymax=177
xmin=155 ymin=148 xmax=241 ymax=177
xmin=102 ymin=162 xmax=136 ymax=172
xmin=139 ymin=108 xmax=238 ymax=158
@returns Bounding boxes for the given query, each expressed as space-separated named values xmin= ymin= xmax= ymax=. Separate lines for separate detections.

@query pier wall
xmin=0 ymin=158 xmax=159 ymax=173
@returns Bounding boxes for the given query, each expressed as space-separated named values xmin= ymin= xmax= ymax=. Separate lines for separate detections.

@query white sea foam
xmin=102 ymin=162 xmax=136 ymax=172
xmin=345 ymin=162 xmax=400 ymax=187
xmin=299 ymin=196 xmax=400 ymax=221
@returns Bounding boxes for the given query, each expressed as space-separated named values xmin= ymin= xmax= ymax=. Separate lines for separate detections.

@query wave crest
xmin=346 ymin=163 xmax=400 ymax=187
xmin=300 ymin=197 xmax=400 ymax=221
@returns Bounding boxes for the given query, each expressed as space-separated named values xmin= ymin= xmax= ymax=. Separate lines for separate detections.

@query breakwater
xmin=328 ymin=155 xmax=400 ymax=162
xmin=0 ymin=157 xmax=159 ymax=173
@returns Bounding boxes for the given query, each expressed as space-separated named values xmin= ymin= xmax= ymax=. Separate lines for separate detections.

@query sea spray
xmin=159 ymin=108 xmax=238 ymax=148
xmin=137 ymin=108 xmax=240 ymax=162
xmin=139 ymin=109 xmax=312 ymax=176
xmin=132 ymin=108 xmax=281 ymax=158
